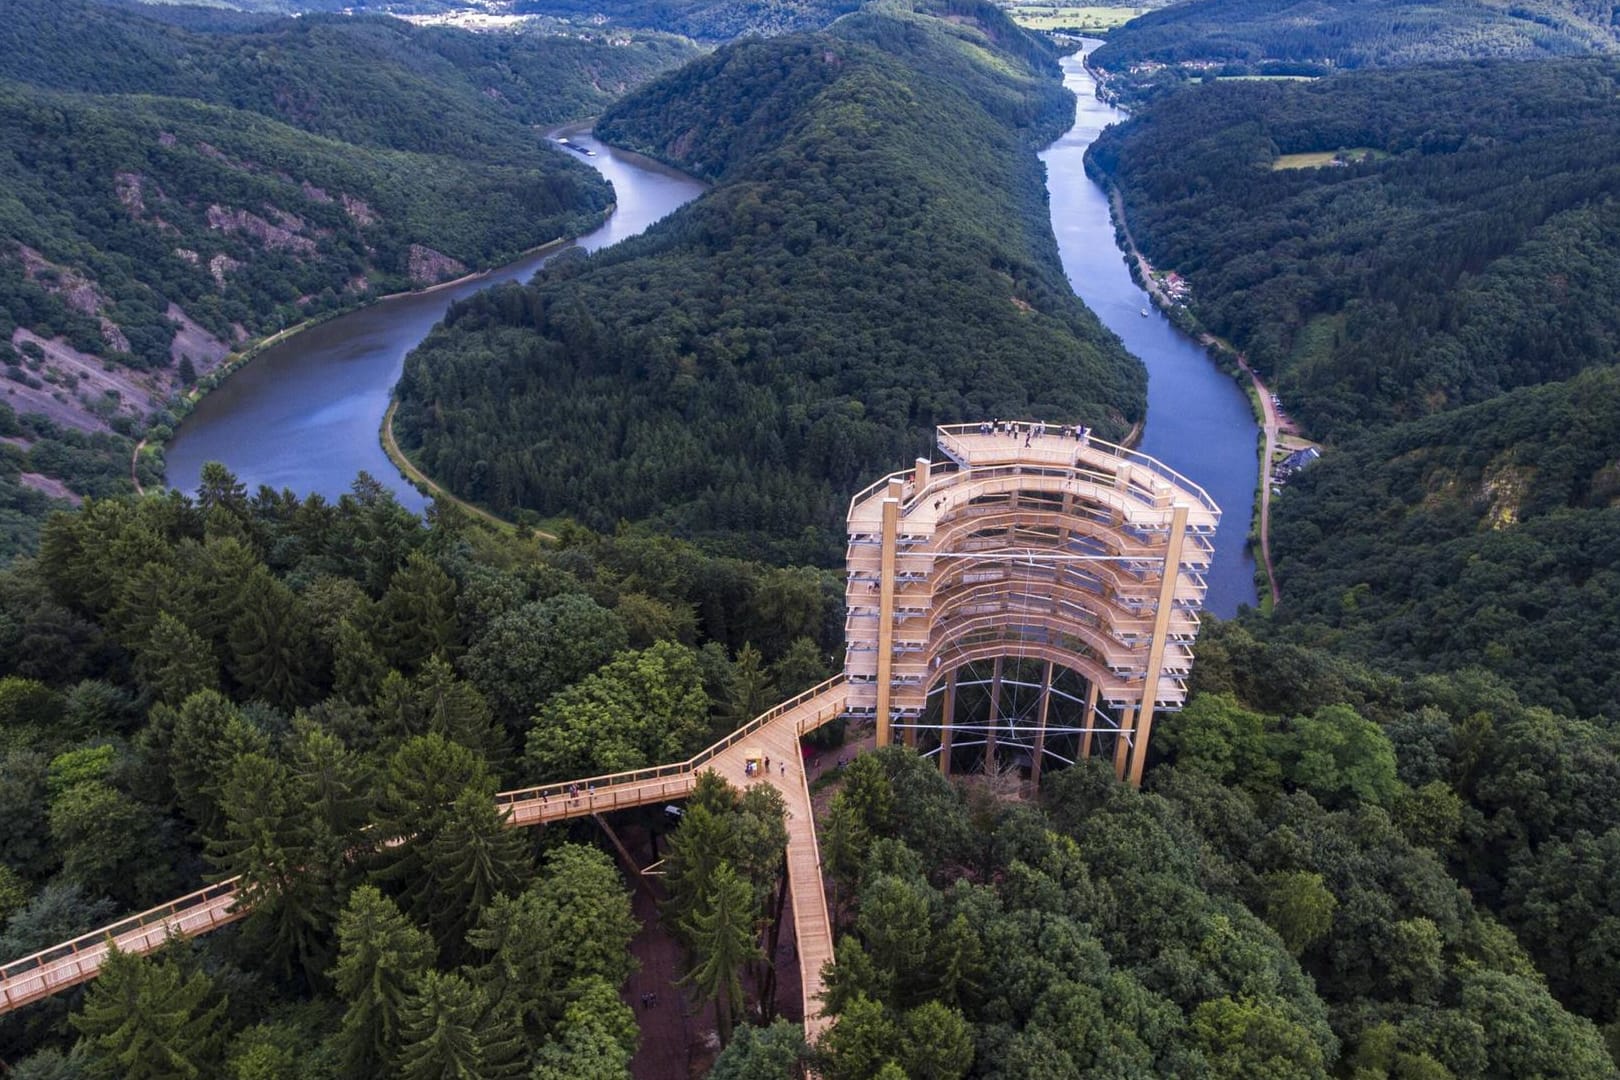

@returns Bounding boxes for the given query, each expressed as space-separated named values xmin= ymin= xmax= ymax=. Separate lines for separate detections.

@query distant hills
xmin=1092 ymin=0 xmax=1620 ymax=100
xmin=393 ymin=0 xmax=1145 ymax=561
xmin=0 ymin=0 xmax=694 ymax=550
xmin=119 ymin=0 xmax=859 ymax=39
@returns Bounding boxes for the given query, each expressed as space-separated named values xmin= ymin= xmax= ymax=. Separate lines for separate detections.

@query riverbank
xmin=380 ymin=399 xmax=556 ymax=541
xmin=144 ymin=226 xmax=595 ymax=492
xmin=1101 ymin=181 xmax=1285 ymax=608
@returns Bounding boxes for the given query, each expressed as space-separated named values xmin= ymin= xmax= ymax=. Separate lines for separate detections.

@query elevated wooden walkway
xmin=0 ymin=679 xmax=849 ymax=1039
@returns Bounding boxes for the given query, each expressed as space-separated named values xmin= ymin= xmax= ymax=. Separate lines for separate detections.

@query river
xmin=168 ymin=68 xmax=1259 ymax=614
xmin=164 ymin=127 xmax=706 ymax=513
xmin=1041 ymin=45 xmax=1260 ymax=616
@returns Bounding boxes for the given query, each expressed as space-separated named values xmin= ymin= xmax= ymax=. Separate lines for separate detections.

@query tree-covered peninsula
xmin=393 ymin=0 xmax=1145 ymax=563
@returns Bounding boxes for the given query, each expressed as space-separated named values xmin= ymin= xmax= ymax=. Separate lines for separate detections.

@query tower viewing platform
xmin=844 ymin=422 xmax=1219 ymax=786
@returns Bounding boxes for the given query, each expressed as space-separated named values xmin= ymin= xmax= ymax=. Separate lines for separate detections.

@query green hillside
xmin=394 ymin=0 xmax=1144 ymax=563
xmin=1092 ymin=0 xmax=1620 ymax=100
xmin=0 ymin=0 xmax=695 ymax=550
xmin=512 ymin=0 xmax=860 ymax=39
xmin=1088 ymin=58 xmax=1620 ymax=440
xmin=1266 ymin=368 xmax=1620 ymax=718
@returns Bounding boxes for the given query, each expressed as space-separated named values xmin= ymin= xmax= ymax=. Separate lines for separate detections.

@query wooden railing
xmin=1 ymin=677 xmax=853 ymax=1016
xmin=0 ymin=879 xmax=245 ymax=1013
xmin=495 ymin=675 xmax=847 ymax=812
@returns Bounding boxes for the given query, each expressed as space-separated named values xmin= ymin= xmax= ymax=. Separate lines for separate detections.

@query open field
xmin=1272 ymin=147 xmax=1385 ymax=170
xmin=1002 ymin=4 xmax=1147 ymax=31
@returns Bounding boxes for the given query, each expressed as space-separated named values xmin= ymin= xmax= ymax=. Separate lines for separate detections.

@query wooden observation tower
xmin=843 ymin=422 xmax=1220 ymax=787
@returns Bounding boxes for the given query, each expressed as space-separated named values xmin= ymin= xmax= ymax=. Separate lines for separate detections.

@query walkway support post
xmin=986 ymin=656 xmax=1004 ymax=765
xmin=940 ymin=667 xmax=956 ymax=776
xmin=1113 ymin=702 xmax=1134 ymax=780
xmin=1079 ymin=680 xmax=1100 ymax=760
xmin=1031 ymin=660 xmax=1054 ymax=789
xmin=1128 ymin=503 xmax=1189 ymax=788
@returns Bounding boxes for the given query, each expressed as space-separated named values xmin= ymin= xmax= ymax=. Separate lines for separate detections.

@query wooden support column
xmin=1128 ymin=503 xmax=1190 ymax=788
xmin=593 ymin=814 xmax=658 ymax=899
xmin=939 ymin=667 xmax=957 ymax=776
xmin=986 ymin=656 xmax=1004 ymax=765
xmin=1030 ymin=660 xmax=1054 ymax=789
xmin=1113 ymin=702 xmax=1135 ymax=781
xmin=1079 ymin=680 xmax=1100 ymax=760
xmin=875 ymin=496 xmax=900 ymax=748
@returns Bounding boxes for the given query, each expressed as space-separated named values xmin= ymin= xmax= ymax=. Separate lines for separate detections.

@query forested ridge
xmin=395 ymin=0 xmax=1144 ymax=563
xmin=1076 ymin=43 xmax=1620 ymax=1066
xmin=1265 ymin=367 xmax=1620 ymax=719
xmin=512 ymin=0 xmax=862 ymax=40
xmin=1091 ymin=0 xmax=1620 ymax=101
xmin=0 ymin=0 xmax=694 ymax=543
xmin=0 ymin=468 xmax=840 ymax=1076
xmin=1089 ymin=58 xmax=1620 ymax=440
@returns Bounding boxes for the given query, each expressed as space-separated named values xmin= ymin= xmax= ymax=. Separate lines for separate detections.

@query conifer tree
xmin=331 ymin=617 xmax=389 ymax=706
xmin=374 ymin=551 xmax=458 ymax=672
xmin=395 ymin=970 xmax=524 ymax=1080
xmin=133 ymin=611 xmax=218 ymax=706
xmin=331 ymin=886 xmax=434 ymax=1077
xmin=422 ymin=790 xmax=531 ymax=957
xmin=726 ymin=643 xmax=777 ymax=725
xmin=208 ymin=751 xmax=345 ymax=987
xmin=72 ymin=945 xmax=227 ymax=1080
xmin=681 ymin=862 xmax=762 ymax=1047
xmin=228 ymin=568 xmax=314 ymax=709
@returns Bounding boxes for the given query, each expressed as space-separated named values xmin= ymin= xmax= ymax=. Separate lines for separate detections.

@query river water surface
xmin=1042 ymin=46 xmax=1260 ymax=615
xmin=165 ymin=128 xmax=706 ymax=513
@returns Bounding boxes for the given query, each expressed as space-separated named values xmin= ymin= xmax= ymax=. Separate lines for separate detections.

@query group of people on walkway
xmin=980 ymin=419 xmax=1090 ymax=447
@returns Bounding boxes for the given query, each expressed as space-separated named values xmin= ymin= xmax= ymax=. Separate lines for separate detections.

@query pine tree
xmin=370 ymin=735 xmax=496 ymax=930
xmin=287 ymin=717 xmax=373 ymax=842
xmin=227 ymin=568 xmax=314 ymax=709
xmin=331 ymin=886 xmax=434 ymax=1077
xmin=331 ymin=617 xmax=389 ymax=706
xmin=680 ymin=862 xmax=762 ymax=1047
xmin=392 ymin=970 xmax=530 ymax=1080
xmin=72 ymin=945 xmax=227 ymax=1080
xmin=207 ymin=752 xmax=344 ymax=987
xmin=422 ymin=790 xmax=531 ymax=957
xmin=162 ymin=690 xmax=267 ymax=838
xmin=726 ymin=643 xmax=778 ymax=725
xmin=133 ymin=611 xmax=218 ymax=706
xmin=374 ymin=551 xmax=458 ymax=672
xmin=663 ymin=802 xmax=738 ymax=943
xmin=413 ymin=656 xmax=510 ymax=769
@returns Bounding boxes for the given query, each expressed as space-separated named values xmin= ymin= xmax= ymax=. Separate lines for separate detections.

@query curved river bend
xmin=165 ymin=129 xmax=706 ymax=514
xmin=169 ymin=63 xmax=1259 ymax=614
xmin=1042 ymin=45 xmax=1259 ymax=616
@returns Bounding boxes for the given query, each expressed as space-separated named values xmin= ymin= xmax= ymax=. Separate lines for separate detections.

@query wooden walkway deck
xmin=0 ymin=680 xmax=849 ymax=1040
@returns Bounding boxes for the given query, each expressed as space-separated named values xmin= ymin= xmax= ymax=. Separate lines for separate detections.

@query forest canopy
xmin=1088 ymin=57 xmax=1620 ymax=441
xmin=1091 ymin=0 xmax=1620 ymax=101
